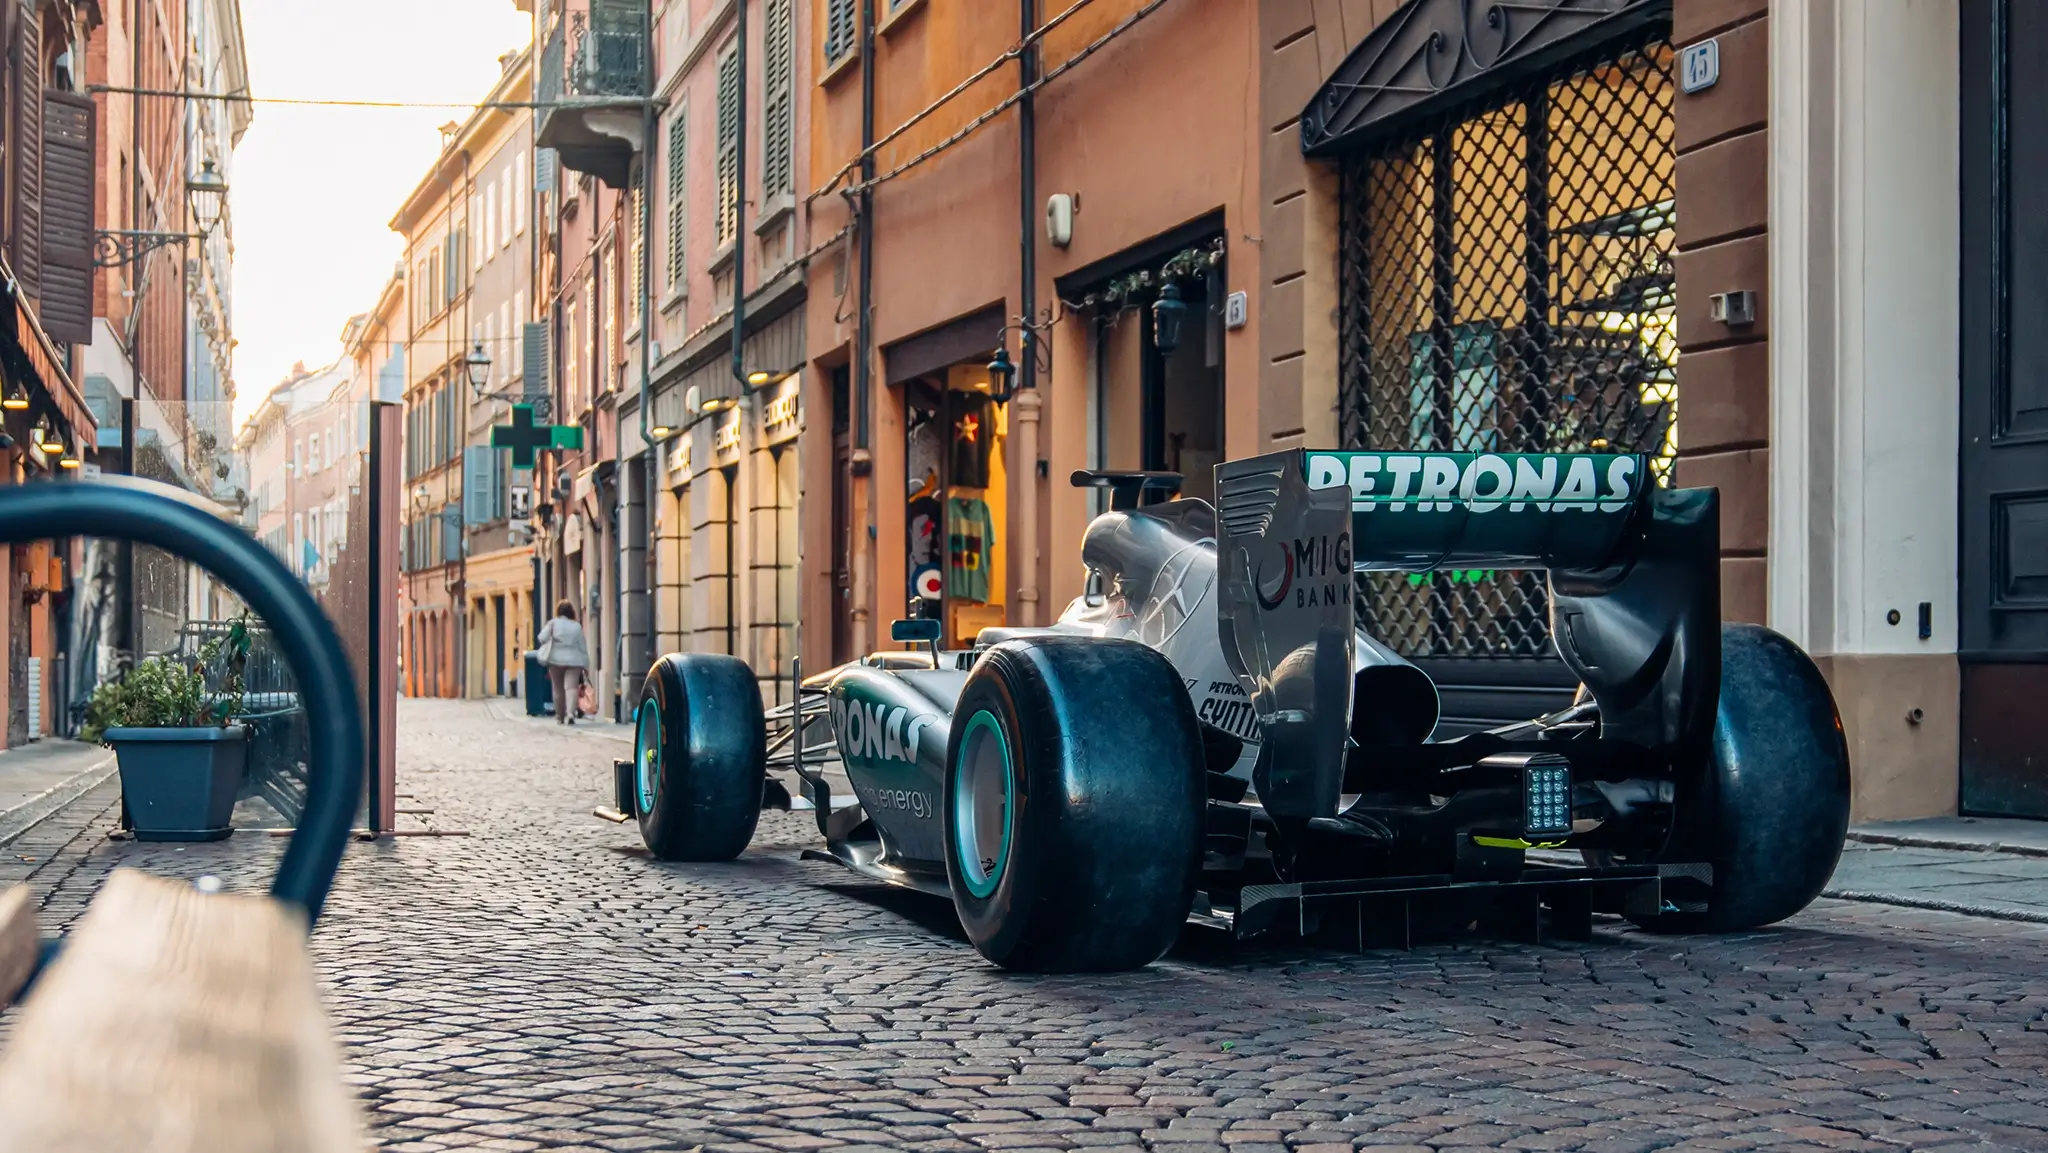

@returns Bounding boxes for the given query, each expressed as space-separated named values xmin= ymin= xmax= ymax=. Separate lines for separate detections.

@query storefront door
xmin=1960 ymin=0 xmax=2048 ymax=816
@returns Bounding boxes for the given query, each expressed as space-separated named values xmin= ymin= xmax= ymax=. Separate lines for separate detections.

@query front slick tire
xmin=944 ymin=637 xmax=1205 ymax=972
xmin=635 ymin=653 xmax=765 ymax=862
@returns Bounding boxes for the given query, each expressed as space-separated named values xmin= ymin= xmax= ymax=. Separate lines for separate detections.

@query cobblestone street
xmin=8 ymin=698 xmax=2048 ymax=1153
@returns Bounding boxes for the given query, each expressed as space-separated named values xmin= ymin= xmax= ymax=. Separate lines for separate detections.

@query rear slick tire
xmin=634 ymin=653 xmax=766 ymax=862
xmin=943 ymin=637 xmax=1205 ymax=972
xmin=1638 ymin=623 xmax=1852 ymax=932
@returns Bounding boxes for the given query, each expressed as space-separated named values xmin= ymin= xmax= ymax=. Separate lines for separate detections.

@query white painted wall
xmin=1770 ymin=0 xmax=1959 ymax=656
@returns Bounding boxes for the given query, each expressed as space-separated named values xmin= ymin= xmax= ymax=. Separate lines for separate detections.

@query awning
xmin=0 ymin=259 xmax=95 ymax=444
xmin=1297 ymin=0 xmax=1666 ymax=157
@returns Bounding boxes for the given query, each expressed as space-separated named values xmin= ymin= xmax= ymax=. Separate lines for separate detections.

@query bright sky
xmin=229 ymin=0 xmax=534 ymax=427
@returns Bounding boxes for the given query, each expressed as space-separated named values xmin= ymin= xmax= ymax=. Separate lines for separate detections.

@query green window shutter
xmin=464 ymin=445 xmax=494 ymax=525
xmin=763 ymin=0 xmax=794 ymax=201
xmin=715 ymin=45 xmax=739 ymax=248
xmin=825 ymin=0 xmax=855 ymax=67
xmin=521 ymin=321 xmax=551 ymax=407
xmin=665 ymin=111 xmax=686 ymax=287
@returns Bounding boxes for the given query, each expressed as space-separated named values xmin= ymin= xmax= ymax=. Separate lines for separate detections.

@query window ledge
xmin=707 ymin=241 xmax=736 ymax=277
xmin=878 ymin=0 xmax=926 ymax=37
xmin=661 ymin=285 xmax=688 ymax=313
xmin=753 ymin=193 xmax=796 ymax=237
xmin=820 ymin=46 xmax=861 ymax=88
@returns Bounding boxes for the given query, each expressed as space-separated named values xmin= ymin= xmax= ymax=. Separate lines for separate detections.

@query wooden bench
xmin=0 ymin=870 xmax=364 ymax=1151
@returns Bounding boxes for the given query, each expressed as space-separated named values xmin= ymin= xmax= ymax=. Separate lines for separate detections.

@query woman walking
xmin=536 ymin=600 xmax=591 ymax=725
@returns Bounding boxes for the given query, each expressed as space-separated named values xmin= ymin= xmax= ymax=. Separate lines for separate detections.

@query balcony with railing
xmin=536 ymin=0 xmax=650 ymax=188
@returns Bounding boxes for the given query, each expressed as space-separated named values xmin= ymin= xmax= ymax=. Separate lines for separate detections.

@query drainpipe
xmin=1012 ymin=0 xmax=1041 ymax=626
xmin=731 ymin=0 xmax=749 ymax=393
xmin=634 ymin=15 xmax=658 ymax=685
xmin=850 ymin=0 xmax=877 ymax=653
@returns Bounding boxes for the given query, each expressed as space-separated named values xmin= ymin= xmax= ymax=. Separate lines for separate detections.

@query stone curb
xmin=0 ymin=751 xmax=118 ymax=848
xmin=1845 ymin=829 xmax=2048 ymax=859
xmin=1821 ymin=887 xmax=2048 ymax=926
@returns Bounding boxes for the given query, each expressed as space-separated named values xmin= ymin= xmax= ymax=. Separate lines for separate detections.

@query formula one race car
xmin=608 ymin=450 xmax=1851 ymax=972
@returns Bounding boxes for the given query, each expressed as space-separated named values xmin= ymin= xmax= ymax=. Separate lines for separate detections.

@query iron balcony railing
xmin=538 ymin=1 xmax=647 ymax=108
xmin=536 ymin=0 xmax=649 ymax=185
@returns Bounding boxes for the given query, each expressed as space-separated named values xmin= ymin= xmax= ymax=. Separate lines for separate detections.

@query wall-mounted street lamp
xmin=2 ymin=383 xmax=28 ymax=411
xmin=94 ymin=158 xmax=230 ymax=268
xmin=188 ymin=159 xmax=227 ymax=234
xmin=464 ymin=343 xmax=493 ymax=397
xmin=986 ymin=346 xmax=1017 ymax=405
xmin=1151 ymin=282 xmax=1188 ymax=357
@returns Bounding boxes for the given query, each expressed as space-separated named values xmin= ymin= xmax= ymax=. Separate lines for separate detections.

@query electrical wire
xmin=85 ymin=84 xmax=630 ymax=112
xmin=852 ymin=0 xmax=1176 ymax=196
xmin=806 ymin=0 xmax=1099 ymax=205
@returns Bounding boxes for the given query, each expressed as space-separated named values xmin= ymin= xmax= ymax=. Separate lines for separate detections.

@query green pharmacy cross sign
xmin=490 ymin=404 xmax=582 ymax=468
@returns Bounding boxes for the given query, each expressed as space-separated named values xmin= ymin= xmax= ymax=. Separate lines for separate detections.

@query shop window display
xmin=904 ymin=366 xmax=1007 ymax=647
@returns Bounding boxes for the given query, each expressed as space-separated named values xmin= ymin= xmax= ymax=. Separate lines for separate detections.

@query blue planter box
xmin=103 ymin=724 xmax=250 ymax=842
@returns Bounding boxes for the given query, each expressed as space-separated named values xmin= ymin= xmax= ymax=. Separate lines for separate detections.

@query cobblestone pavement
xmin=8 ymin=698 xmax=2048 ymax=1153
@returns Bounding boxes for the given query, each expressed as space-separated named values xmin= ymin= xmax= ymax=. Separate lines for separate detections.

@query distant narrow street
xmin=0 ymin=700 xmax=2042 ymax=1152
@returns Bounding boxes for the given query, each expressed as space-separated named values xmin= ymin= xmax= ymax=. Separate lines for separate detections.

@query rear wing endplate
xmin=1216 ymin=449 xmax=1720 ymax=821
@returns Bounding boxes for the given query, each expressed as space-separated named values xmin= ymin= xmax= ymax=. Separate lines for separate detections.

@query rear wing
xmin=1215 ymin=449 xmax=1719 ymax=821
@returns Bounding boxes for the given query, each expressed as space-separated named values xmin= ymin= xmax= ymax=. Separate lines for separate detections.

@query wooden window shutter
xmin=763 ymin=0 xmax=793 ymax=201
xmin=628 ymin=179 xmax=643 ymax=331
xmin=38 ymin=91 xmax=95 ymax=344
xmin=665 ymin=110 xmax=686 ymax=286
xmin=715 ymin=44 xmax=739 ymax=247
xmin=825 ymin=0 xmax=855 ymax=67
xmin=521 ymin=321 xmax=550 ymax=410
xmin=11 ymin=1 xmax=43 ymax=306
xmin=463 ymin=444 xmax=495 ymax=525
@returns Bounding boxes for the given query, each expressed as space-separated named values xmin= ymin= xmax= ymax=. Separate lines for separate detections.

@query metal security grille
xmin=1337 ymin=33 xmax=1676 ymax=660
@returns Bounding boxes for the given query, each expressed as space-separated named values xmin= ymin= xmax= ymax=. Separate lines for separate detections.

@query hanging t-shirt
xmin=945 ymin=496 xmax=996 ymax=603
xmin=950 ymin=395 xmax=995 ymax=489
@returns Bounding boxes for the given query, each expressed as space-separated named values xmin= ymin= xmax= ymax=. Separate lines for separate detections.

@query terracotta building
xmin=2 ymin=0 xmax=102 ymax=746
xmin=777 ymin=0 xmax=2017 ymax=823
xmin=632 ymin=0 xmax=811 ymax=711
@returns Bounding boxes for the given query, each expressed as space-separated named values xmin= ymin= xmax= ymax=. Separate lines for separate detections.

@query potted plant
xmin=82 ymin=620 xmax=252 ymax=842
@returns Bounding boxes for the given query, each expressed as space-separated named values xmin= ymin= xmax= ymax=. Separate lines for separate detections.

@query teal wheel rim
xmin=953 ymin=710 xmax=1014 ymax=899
xmin=634 ymin=699 xmax=662 ymax=815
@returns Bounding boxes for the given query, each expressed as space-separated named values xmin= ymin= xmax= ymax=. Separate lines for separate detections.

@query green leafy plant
xmin=81 ymin=616 xmax=252 ymax=742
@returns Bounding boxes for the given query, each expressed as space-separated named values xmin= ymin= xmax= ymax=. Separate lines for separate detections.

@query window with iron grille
xmin=824 ymin=0 xmax=857 ymax=69
xmin=666 ymin=108 xmax=687 ymax=286
xmin=715 ymin=42 xmax=740 ymax=248
xmin=763 ymin=0 xmax=795 ymax=200
xmin=1338 ymin=33 xmax=1676 ymax=661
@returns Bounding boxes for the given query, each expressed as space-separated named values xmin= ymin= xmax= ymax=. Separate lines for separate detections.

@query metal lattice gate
xmin=1338 ymin=32 xmax=1677 ymax=662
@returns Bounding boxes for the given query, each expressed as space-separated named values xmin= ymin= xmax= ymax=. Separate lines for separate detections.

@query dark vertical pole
xmin=116 ymin=397 xmax=135 ymax=660
xmin=1018 ymin=0 xmax=1038 ymax=393
xmin=1520 ymin=94 xmax=1554 ymax=653
xmin=367 ymin=405 xmax=386 ymax=834
xmin=1428 ymin=132 xmax=1456 ymax=452
xmin=855 ymin=0 xmax=875 ymax=451
xmin=1521 ymin=92 xmax=1551 ymax=452
xmin=1428 ymin=132 xmax=1456 ymax=654
xmin=732 ymin=0 xmax=749 ymax=389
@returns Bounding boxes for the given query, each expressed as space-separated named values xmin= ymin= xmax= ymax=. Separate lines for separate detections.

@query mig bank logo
xmin=1254 ymin=544 xmax=1293 ymax=609
xmin=1256 ymin=532 xmax=1351 ymax=611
